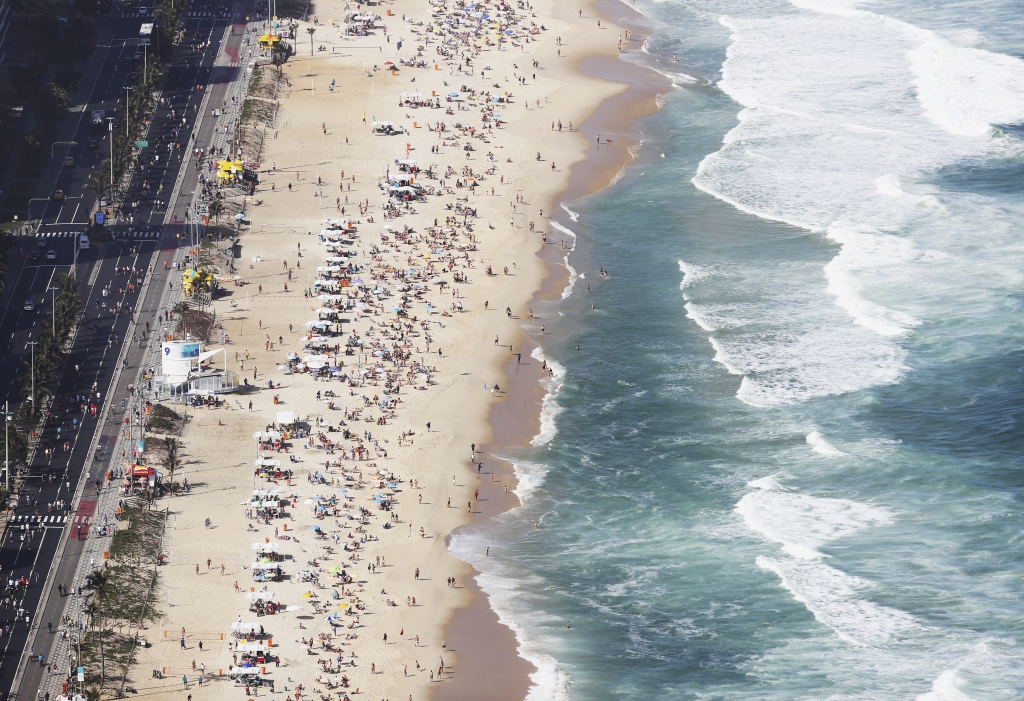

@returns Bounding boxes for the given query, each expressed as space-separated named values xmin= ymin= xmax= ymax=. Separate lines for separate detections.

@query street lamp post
xmin=108 ymin=118 xmax=115 ymax=206
xmin=4 ymin=401 xmax=10 ymax=495
xmin=27 ymin=341 xmax=38 ymax=404
xmin=50 ymin=141 xmax=78 ymax=159
xmin=124 ymin=86 xmax=132 ymax=140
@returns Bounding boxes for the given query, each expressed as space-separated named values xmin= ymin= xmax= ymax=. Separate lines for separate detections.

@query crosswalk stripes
xmin=10 ymin=514 xmax=68 ymax=524
xmin=38 ymin=230 xmax=161 ymax=238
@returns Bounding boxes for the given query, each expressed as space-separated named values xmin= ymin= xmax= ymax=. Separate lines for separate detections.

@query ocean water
xmin=450 ymin=0 xmax=1024 ymax=698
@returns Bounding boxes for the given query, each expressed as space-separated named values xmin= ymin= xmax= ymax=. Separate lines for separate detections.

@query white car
xmin=23 ymin=300 xmax=35 ymax=312
xmin=45 ymin=249 xmax=57 ymax=260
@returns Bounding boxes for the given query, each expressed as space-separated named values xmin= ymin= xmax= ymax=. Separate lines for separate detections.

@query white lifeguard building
xmin=154 ymin=340 xmax=239 ymax=398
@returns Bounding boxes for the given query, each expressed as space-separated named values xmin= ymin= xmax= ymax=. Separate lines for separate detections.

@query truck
xmin=91 ymin=109 xmax=105 ymax=127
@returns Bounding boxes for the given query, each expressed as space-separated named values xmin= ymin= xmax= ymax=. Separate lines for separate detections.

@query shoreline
xmin=116 ymin=0 xmax=672 ymax=699
xmin=437 ymin=0 xmax=670 ymax=697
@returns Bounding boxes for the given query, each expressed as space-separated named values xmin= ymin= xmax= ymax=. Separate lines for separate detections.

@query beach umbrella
xmin=301 ymin=592 xmax=314 ymax=599
xmin=424 ymin=304 xmax=433 ymax=310
xmin=392 ymin=307 xmax=401 ymax=313
xmin=286 ymin=605 xmax=302 ymax=611
xmin=447 ymin=92 xmax=459 ymax=97
xmin=386 ymin=482 xmax=397 ymax=488
xmin=328 ymin=566 xmax=340 ymax=572
xmin=235 ymin=213 xmax=245 ymax=221
xmin=384 ymin=61 xmax=394 ymax=65
xmin=303 ymin=498 xmax=316 ymax=505
xmin=338 ymin=489 xmax=348 ymax=493
xmin=430 ymin=275 xmax=443 ymax=283
xmin=337 ymin=602 xmax=349 ymax=609
xmin=310 ymin=525 xmax=321 ymax=531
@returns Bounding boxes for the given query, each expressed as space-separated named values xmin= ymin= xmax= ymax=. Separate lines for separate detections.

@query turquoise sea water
xmin=452 ymin=0 xmax=1024 ymax=698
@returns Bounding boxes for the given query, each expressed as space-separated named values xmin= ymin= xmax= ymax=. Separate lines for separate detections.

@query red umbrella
xmin=384 ymin=61 xmax=394 ymax=65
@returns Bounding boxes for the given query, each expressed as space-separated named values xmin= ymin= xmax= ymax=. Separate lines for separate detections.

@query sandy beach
xmin=128 ymin=0 xmax=657 ymax=698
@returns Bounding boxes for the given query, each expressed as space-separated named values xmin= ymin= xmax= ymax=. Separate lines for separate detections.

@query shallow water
xmin=451 ymin=0 xmax=1024 ymax=698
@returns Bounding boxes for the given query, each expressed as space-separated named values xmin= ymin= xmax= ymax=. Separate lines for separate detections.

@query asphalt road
xmin=33 ymin=0 xmax=234 ymax=230
xmin=0 ymin=1 xmax=252 ymax=696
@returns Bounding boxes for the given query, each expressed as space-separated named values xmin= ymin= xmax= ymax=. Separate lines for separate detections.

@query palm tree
xmin=85 ymin=569 xmax=111 ymax=688
xmin=306 ymin=26 xmax=316 ymax=55
xmin=84 ymin=170 xmax=108 ymax=200
xmin=207 ymin=198 xmax=225 ymax=232
xmin=161 ymin=436 xmax=180 ymax=491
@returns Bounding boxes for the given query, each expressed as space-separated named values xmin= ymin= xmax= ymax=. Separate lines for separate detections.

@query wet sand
xmin=436 ymin=3 xmax=670 ymax=698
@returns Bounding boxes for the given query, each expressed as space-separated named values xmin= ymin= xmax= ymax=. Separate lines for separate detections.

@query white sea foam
xmin=531 ymin=346 xmax=566 ymax=446
xmin=739 ymin=478 xmax=912 ymax=646
xmin=909 ymin=35 xmax=1024 ymax=137
xmin=806 ymin=430 xmax=846 ymax=456
xmin=558 ymin=203 xmax=580 ymax=222
xmin=677 ymin=260 xmax=710 ymax=301
xmin=688 ymin=3 xmax=1024 ymax=407
xmin=550 ymin=222 xmax=579 ymax=299
xmin=450 ymin=525 xmax=573 ymax=701
xmin=756 ymin=556 xmax=919 ymax=646
xmin=735 ymin=477 xmax=893 ymax=559
xmin=449 ymin=452 xmax=572 ymax=701
xmin=916 ymin=670 xmax=974 ymax=701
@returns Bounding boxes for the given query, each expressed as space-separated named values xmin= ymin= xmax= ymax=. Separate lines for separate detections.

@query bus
xmin=139 ymin=23 xmax=153 ymax=45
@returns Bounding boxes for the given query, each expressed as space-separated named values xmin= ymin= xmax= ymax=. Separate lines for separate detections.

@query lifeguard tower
xmin=154 ymin=340 xmax=240 ymax=398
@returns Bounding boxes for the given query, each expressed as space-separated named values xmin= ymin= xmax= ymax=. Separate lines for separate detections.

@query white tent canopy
xmin=276 ymin=410 xmax=296 ymax=425
xmin=245 ymin=591 xmax=276 ymax=599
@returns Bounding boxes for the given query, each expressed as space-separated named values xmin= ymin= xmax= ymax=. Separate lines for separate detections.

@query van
xmin=79 ymin=234 xmax=90 ymax=250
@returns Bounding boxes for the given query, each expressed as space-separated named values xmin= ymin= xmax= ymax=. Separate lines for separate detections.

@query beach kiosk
xmin=153 ymin=340 xmax=239 ymax=398
xmin=258 ymin=32 xmax=280 ymax=50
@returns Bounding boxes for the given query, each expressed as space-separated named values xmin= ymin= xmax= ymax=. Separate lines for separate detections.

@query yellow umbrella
xmin=301 ymin=592 xmax=314 ymax=599
xmin=337 ymin=602 xmax=349 ymax=609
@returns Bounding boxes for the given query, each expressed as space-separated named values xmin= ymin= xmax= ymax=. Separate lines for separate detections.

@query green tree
xmin=85 ymin=569 xmax=111 ymax=688
xmin=161 ymin=436 xmax=181 ymax=491
xmin=85 ymin=170 xmax=109 ymax=200
xmin=206 ymin=198 xmax=225 ymax=231
xmin=41 ymin=82 xmax=72 ymax=113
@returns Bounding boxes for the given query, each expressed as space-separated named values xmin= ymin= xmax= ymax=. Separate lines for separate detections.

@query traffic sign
xmin=77 ymin=666 xmax=85 ymax=681
xmin=95 ymin=212 xmax=104 ymax=224
xmin=135 ymin=140 xmax=149 ymax=148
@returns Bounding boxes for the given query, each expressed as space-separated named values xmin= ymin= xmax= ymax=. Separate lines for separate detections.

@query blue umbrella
xmin=424 ymin=304 xmax=433 ymax=310
xmin=338 ymin=489 xmax=348 ymax=493
xmin=392 ymin=307 xmax=401 ymax=313
xmin=310 ymin=525 xmax=321 ymax=531
xmin=447 ymin=92 xmax=459 ymax=97
xmin=386 ymin=482 xmax=397 ymax=488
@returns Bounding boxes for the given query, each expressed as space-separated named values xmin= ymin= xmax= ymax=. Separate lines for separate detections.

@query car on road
xmin=88 ymin=137 xmax=98 ymax=150
xmin=64 ymin=156 xmax=75 ymax=167
xmin=28 ymin=250 xmax=40 ymax=261
xmin=23 ymin=300 xmax=35 ymax=312
xmin=45 ymin=249 xmax=57 ymax=260
xmin=36 ymin=236 xmax=47 ymax=247
xmin=52 ymin=189 xmax=64 ymax=200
